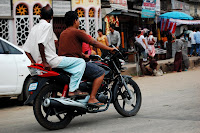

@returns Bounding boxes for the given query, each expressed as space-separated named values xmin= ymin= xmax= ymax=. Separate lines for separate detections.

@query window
xmin=0 ymin=40 xmax=22 ymax=54
xmin=0 ymin=43 xmax=4 ymax=54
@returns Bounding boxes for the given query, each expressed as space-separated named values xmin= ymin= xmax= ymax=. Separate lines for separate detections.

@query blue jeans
xmin=190 ymin=44 xmax=196 ymax=55
xmin=57 ymin=57 xmax=86 ymax=92
xmin=196 ymin=44 xmax=200 ymax=55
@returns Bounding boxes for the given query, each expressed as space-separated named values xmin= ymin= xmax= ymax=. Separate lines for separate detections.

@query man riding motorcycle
xmin=23 ymin=5 xmax=87 ymax=96
xmin=58 ymin=11 xmax=115 ymax=107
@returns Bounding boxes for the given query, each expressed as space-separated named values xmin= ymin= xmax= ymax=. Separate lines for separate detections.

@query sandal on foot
xmin=68 ymin=90 xmax=88 ymax=97
xmin=88 ymin=102 xmax=105 ymax=107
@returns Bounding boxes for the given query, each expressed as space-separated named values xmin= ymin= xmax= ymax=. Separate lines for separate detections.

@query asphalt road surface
xmin=0 ymin=67 xmax=200 ymax=133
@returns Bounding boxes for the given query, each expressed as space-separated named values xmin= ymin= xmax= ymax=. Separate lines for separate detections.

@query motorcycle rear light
xmin=29 ymin=91 xmax=33 ymax=95
xmin=28 ymin=67 xmax=47 ymax=76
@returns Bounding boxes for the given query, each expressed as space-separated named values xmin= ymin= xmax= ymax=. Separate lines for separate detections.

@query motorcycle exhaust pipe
xmin=43 ymin=98 xmax=87 ymax=110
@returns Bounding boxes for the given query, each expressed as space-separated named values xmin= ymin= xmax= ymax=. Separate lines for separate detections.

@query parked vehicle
xmin=24 ymin=47 xmax=142 ymax=130
xmin=0 ymin=37 xmax=31 ymax=102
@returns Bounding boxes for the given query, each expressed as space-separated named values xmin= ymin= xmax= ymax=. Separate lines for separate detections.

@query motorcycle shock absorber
xmin=62 ymin=84 xmax=69 ymax=98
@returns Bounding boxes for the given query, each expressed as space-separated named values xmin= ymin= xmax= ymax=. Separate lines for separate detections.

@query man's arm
xmin=142 ymin=39 xmax=148 ymax=49
xmin=89 ymin=40 xmax=115 ymax=51
xmin=107 ymin=34 xmax=111 ymax=46
xmin=38 ymin=43 xmax=51 ymax=70
xmin=116 ymin=32 xmax=121 ymax=48
xmin=25 ymin=52 xmax=35 ymax=64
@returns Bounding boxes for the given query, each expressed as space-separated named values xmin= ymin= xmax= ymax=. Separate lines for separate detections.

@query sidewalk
xmin=122 ymin=57 xmax=200 ymax=76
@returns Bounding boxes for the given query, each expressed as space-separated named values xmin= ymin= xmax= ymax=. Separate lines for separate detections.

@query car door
xmin=0 ymin=39 xmax=19 ymax=94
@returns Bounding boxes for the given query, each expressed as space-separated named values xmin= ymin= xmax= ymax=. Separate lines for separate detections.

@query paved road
xmin=0 ymin=67 xmax=200 ymax=133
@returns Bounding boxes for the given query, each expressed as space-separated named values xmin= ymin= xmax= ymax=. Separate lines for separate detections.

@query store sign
xmin=141 ymin=0 xmax=156 ymax=18
xmin=110 ymin=0 xmax=128 ymax=12
xmin=0 ymin=0 xmax=11 ymax=17
xmin=72 ymin=0 xmax=100 ymax=9
xmin=53 ymin=1 xmax=71 ymax=17
xmin=156 ymin=0 xmax=160 ymax=16
xmin=172 ymin=0 xmax=190 ymax=15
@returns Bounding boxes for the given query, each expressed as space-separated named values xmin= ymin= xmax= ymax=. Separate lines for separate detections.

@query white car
xmin=0 ymin=37 xmax=32 ymax=102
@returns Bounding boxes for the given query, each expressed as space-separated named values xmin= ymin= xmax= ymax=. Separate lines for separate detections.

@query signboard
xmin=0 ymin=0 xmax=12 ymax=17
xmin=172 ymin=0 xmax=190 ymax=15
xmin=110 ymin=0 xmax=128 ymax=12
xmin=156 ymin=0 xmax=160 ymax=16
xmin=141 ymin=0 xmax=156 ymax=18
xmin=72 ymin=0 xmax=100 ymax=9
xmin=53 ymin=1 xmax=71 ymax=17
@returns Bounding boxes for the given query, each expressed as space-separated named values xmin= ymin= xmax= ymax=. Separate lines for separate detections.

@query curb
xmin=122 ymin=57 xmax=200 ymax=76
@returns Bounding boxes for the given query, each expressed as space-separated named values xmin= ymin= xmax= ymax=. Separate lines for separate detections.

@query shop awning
xmin=108 ymin=10 xmax=139 ymax=17
xmin=169 ymin=18 xmax=200 ymax=26
xmin=101 ymin=8 xmax=113 ymax=18
xmin=122 ymin=12 xmax=139 ymax=17
xmin=108 ymin=10 xmax=122 ymax=15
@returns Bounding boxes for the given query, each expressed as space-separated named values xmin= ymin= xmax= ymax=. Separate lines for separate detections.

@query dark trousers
xmin=174 ymin=52 xmax=182 ymax=72
xmin=166 ymin=42 xmax=172 ymax=59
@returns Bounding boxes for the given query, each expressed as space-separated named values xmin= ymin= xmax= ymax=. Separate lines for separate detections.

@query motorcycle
xmin=24 ymin=48 xmax=142 ymax=130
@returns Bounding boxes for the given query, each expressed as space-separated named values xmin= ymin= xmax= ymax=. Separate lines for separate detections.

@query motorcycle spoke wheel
xmin=117 ymin=88 xmax=137 ymax=112
xmin=113 ymin=78 xmax=142 ymax=117
xmin=33 ymin=84 xmax=72 ymax=130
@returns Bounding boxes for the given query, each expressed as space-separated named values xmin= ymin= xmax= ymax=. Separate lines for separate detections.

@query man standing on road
xmin=194 ymin=27 xmax=200 ymax=56
xmin=23 ymin=5 xmax=87 ymax=96
xmin=107 ymin=24 xmax=121 ymax=49
xmin=58 ymin=11 xmax=115 ymax=107
xmin=189 ymin=28 xmax=196 ymax=56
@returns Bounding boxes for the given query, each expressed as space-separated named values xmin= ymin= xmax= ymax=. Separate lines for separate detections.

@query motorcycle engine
xmin=97 ymin=93 xmax=108 ymax=104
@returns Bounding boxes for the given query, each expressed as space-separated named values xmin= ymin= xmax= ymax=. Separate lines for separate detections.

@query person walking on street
xmin=23 ymin=5 xmax=87 ymax=96
xmin=194 ymin=27 xmax=200 ymax=56
xmin=189 ymin=28 xmax=196 ymax=56
xmin=107 ymin=24 xmax=121 ymax=49
xmin=58 ymin=11 xmax=115 ymax=107
xmin=147 ymin=31 xmax=156 ymax=57
xmin=81 ymin=28 xmax=92 ymax=55
xmin=174 ymin=34 xmax=185 ymax=72
xmin=97 ymin=29 xmax=109 ymax=58
xmin=135 ymin=30 xmax=148 ymax=76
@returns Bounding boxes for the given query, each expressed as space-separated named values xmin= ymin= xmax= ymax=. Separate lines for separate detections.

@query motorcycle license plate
xmin=28 ymin=82 xmax=38 ymax=91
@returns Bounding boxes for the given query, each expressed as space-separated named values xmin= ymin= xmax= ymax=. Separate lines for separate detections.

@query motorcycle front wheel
xmin=113 ymin=78 xmax=142 ymax=117
xmin=33 ymin=84 xmax=72 ymax=130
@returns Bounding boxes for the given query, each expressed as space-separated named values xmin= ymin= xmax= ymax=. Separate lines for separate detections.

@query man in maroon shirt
xmin=58 ymin=11 xmax=115 ymax=107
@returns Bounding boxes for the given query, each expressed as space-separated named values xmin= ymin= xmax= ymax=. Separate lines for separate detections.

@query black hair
xmin=144 ymin=33 xmax=148 ymax=37
xmin=197 ymin=27 xmax=200 ymax=31
xmin=64 ymin=11 xmax=78 ymax=28
xmin=176 ymin=33 xmax=184 ymax=39
xmin=110 ymin=24 xmax=115 ymax=30
xmin=40 ymin=5 xmax=53 ymax=20
xmin=192 ymin=27 xmax=196 ymax=31
xmin=97 ymin=29 xmax=103 ymax=32
xmin=137 ymin=30 xmax=141 ymax=35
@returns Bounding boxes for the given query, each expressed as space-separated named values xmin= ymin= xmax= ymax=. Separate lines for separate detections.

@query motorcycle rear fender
xmin=112 ymin=75 xmax=132 ymax=102
xmin=24 ymin=77 xmax=50 ymax=105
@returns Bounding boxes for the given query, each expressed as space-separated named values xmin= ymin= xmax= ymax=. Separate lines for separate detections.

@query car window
xmin=0 ymin=43 xmax=4 ymax=54
xmin=0 ymin=40 xmax=23 ymax=54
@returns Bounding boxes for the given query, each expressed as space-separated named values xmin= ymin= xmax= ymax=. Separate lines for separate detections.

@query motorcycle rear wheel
xmin=113 ymin=78 xmax=142 ymax=117
xmin=33 ymin=84 xmax=72 ymax=130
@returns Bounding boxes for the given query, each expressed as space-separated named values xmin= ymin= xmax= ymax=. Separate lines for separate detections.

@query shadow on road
xmin=0 ymin=98 xmax=21 ymax=109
